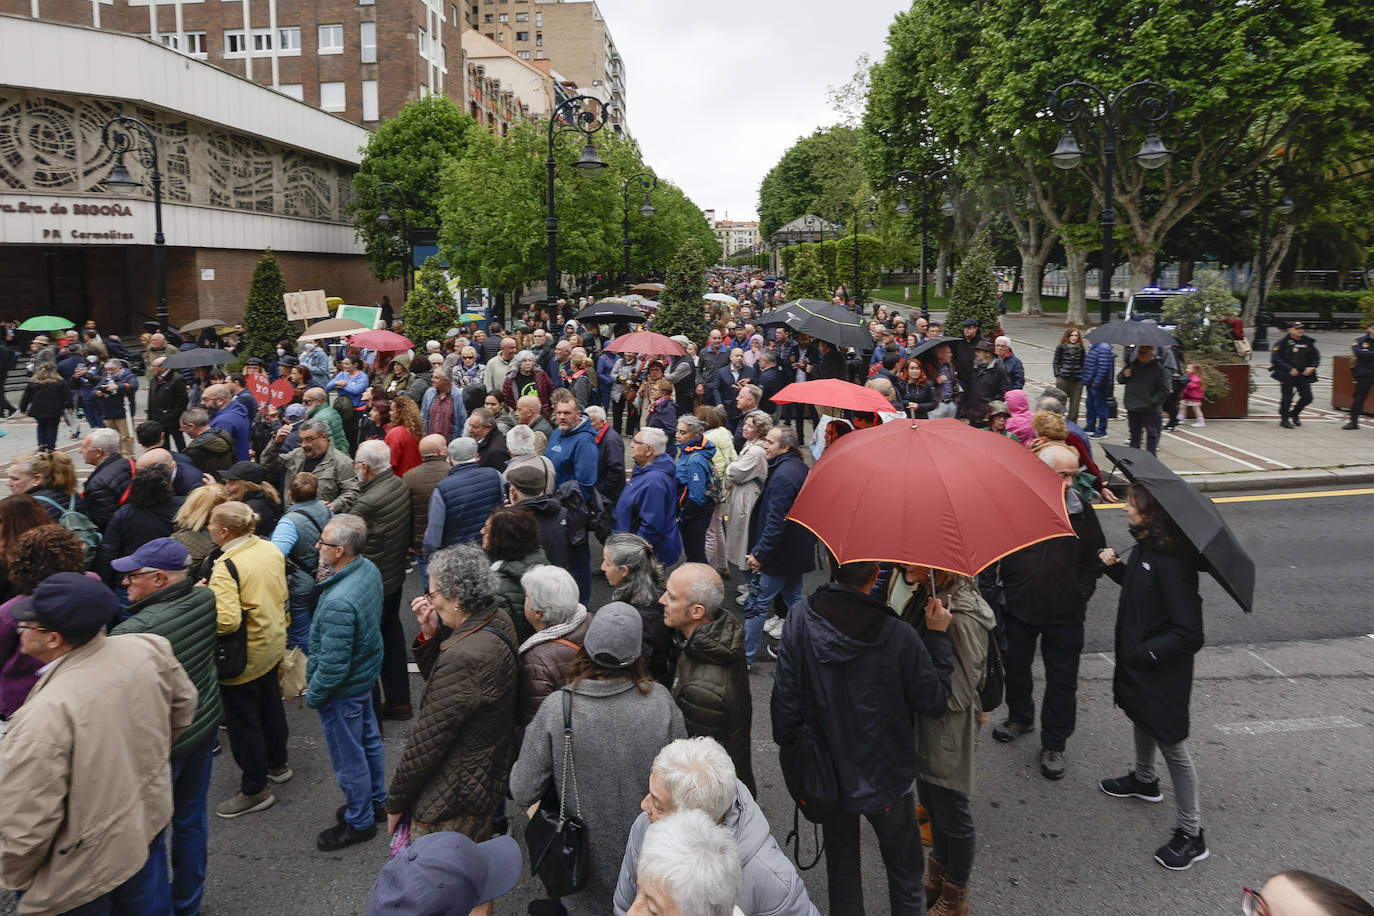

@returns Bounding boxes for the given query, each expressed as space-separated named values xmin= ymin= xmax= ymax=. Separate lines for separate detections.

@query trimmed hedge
xmin=1263 ymin=289 xmax=1366 ymax=317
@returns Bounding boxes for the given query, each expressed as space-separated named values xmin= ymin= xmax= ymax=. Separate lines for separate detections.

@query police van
xmin=1124 ymin=287 xmax=1197 ymax=330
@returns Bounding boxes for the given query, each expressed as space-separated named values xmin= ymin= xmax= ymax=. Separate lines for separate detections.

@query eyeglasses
xmin=16 ymin=623 xmax=48 ymax=632
xmin=125 ymin=569 xmax=160 ymax=579
xmin=1241 ymin=888 xmax=1269 ymax=916
xmin=316 ymin=539 xmax=341 ymax=548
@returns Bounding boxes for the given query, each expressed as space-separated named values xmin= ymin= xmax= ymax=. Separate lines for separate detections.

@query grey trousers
xmin=1135 ymin=724 xmax=1201 ymax=835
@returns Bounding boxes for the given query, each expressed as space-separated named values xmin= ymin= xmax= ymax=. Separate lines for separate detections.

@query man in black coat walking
xmin=147 ymin=357 xmax=190 ymax=450
xmin=957 ymin=340 xmax=1011 ymax=428
xmin=1270 ymin=321 xmax=1320 ymax=428
xmin=1342 ymin=318 xmax=1374 ymax=430
xmin=992 ymin=445 xmax=1105 ymax=780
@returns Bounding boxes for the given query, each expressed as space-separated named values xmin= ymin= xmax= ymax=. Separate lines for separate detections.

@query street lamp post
xmin=100 ymin=115 xmax=168 ymax=335
xmin=546 ymin=95 xmax=608 ymax=318
xmin=1240 ymin=176 xmax=1295 ymax=353
xmin=891 ymin=168 xmax=956 ymax=320
xmin=622 ymin=170 xmax=657 ymax=284
xmin=1048 ymin=78 xmax=1175 ymax=325
xmin=834 ymin=200 xmax=877 ymax=312
xmin=373 ymin=181 xmax=412 ymax=301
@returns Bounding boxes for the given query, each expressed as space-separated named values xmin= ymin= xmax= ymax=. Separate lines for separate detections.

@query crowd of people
xmin=0 ymin=286 xmax=1370 ymax=916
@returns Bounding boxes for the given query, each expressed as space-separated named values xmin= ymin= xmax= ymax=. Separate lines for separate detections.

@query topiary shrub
xmin=241 ymin=249 xmax=295 ymax=365
xmin=944 ymin=233 xmax=998 ymax=334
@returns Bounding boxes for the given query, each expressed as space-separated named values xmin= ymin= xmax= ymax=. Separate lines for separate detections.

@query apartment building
xmin=462 ymin=26 xmax=554 ymax=129
xmin=713 ymin=219 xmax=761 ymax=257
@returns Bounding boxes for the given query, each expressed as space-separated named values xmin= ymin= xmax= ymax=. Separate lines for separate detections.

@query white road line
xmin=1245 ymin=647 xmax=1291 ymax=680
xmin=1215 ymin=715 xmax=1363 ymax=737
xmin=1161 ymin=432 xmax=1268 ymax=471
xmin=1167 ymin=428 xmax=1293 ymax=469
xmin=407 ymin=663 xmax=420 ymax=674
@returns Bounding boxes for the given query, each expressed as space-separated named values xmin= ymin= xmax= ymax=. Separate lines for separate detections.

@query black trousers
xmin=377 ymin=589 xmax=410 ymax=709
xmin=1127 ymin=410 xmax=1161 ymax=455
xmin=221 ymin=665 xmax=289 ymax=795
xmin=823 ymin=793 xmax=926 ymax=916
xmin=916 ymin=780 xmax=975 ymax=886
xmin=1279 ymin=376 xmax=1314 ymax=418
xmin=1352 ymin=376 xmax=1373 ymax=421
xmin=1003 ymin=614 xmax=1085 ymax=753
xmin=679 ymin=502 xmax=712 ymax=565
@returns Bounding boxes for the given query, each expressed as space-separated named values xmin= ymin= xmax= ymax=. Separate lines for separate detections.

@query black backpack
xmin=979 ymin=628 xmax=1005 ymax=712
xmin=776 ymin=612 xmax=841 ymax=869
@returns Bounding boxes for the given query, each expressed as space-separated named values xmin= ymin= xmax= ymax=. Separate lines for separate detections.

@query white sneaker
xmin=763 ymin=616 xmax=784 ymax=639
xmin=1191 ymin=421 xmax=1205 ymax=427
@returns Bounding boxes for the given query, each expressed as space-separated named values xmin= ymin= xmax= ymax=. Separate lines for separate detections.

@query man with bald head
xmin=302 ymin=387 xmax=348 ymax=453
xmin=484 ymin=337 xmax=518 ymax=394
xmin=516 ymin=395 xmax=553 ymax=439
xmin=202 ymin=383 xmax=251 ymax=461
xmin=660 ymin=563 xmax=755 ymax=794
xmin=993 ymin=444 xmax=1105 ymax=781
xmin=403 ymin=434 xmax=451 ymax=561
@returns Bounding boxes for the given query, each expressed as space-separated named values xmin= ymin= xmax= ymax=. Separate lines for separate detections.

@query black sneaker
xmin=1291 ymin=415 xmax=1302 ymax=427
xmin=1154 ymin=828 xmax=1208 ymax=870
xmin=1279 ymin=418 xmax=1294 ymax=429
xmin=992 ymin=719 xmax=1035 ymax=743
xmin=336 ymin=803 xmax=386 ymax=825
xmin=317 ymin=820 xmax=377 ymax=852
xmin=1100 ymin=771 xmax=1163 ymax=802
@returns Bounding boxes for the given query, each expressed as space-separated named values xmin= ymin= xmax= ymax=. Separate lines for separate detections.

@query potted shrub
xmin=1161 ymin=271 xmax=1251 ymax=419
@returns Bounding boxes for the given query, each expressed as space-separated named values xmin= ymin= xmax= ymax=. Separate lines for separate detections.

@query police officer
xmin=1270 ymin=321 xmax=1320 ymax=428
xmin=1343 ymin=318 xmax=1374 ymax=430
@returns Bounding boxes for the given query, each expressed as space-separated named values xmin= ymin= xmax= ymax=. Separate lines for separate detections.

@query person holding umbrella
xmin=1117 ymin=346 xmax=1171 ymax=456
xmin=1097 ymin=482 xmax=1208 ymax=871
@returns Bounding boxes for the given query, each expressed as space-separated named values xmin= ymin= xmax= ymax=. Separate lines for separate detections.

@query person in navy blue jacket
xmin=201 ymin=384 xmax=252 ymax=461
xmin=613 ymin=427 xmax=682 ymax=566
xmin=712 ymin=348 xmax=755 ymax=422
xmin=545 ymin=393 xmax=599 ymax=602
xmin=742 ymin=425 xmax=814 ymax=663
xmin=1081 ymin=341 xmax=1116 ymax=438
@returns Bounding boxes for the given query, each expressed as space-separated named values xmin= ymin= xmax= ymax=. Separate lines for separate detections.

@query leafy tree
xmin=945 ymin=233 xmax=999 ymax=333
xmin=758 ymin=126 xmax=867 ymax=237
xmin=1162 ymin=270 xmax=1242 ymax=396
xmin=835 ymin=233 xmax=884 ymax=301
xmin=351 ymin=96 xmax=476 ymax=284
xmin=652 ymin=238 xmax=709 ymax=344
xmin=241 ymin=249 xmax=294 ymax=364
xmin=786 ymin=246 xmax=831 ymax=301
xmin=780 ymin=245 xmax=797 ymax=275
xmin=404 ymin=257 xmax=458 ymax=347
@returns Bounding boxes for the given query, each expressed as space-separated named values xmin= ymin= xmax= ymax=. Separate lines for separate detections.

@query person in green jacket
xmin=111 ymin=537 xmax=221 ymax=916
xmin=303 ymin=387 xmax=349 ymax=454
xmin=308 ymin=514 xmax=387 ymax=852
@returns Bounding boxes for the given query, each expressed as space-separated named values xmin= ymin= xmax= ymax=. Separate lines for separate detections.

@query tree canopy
xmin=758 ymin=126 xmax=868 ymax=238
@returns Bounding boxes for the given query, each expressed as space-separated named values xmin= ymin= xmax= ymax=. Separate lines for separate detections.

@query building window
xmin=224 ymin=29 xmax=246 ymax=54
xmin=159 ymin=33 xmax=179 ymax=48
xmin=483 ymin=13 xmax=492 ymax=21
xmin=251 ymin=28 xmax=273 ymax=51
xmin=278 ymin=83 xmax=304 ymax=100
xmin=534 ymin=11 xmax=541 ymax=25
xmin=515 ymin=30 xmax=527 ymax=41
xmin=498 ymin=31 xmax=503 ymax=42
xmin=451 ymin=4 xmax=458 ymax=24
xmin=515 ymin=11 xmax=526 ymax=20
xmin=318 ymin=24 xmax=343 ymax=53
xmin=185 ymin=31 xmax=207 ymax=54
xmin=360 ymin=21 xmax=376 ymax=61
xmin=516 ymin=49 xmax=530 ymax=59
xmin=360 ymin=0 xmax=373 ymax=5
xmin=362 ymin=79 xmax=379 ymax=120
xmin=498 ymin=13 xmax=507 ymax=21
xmin=278 ymin=26 xmax=301 ymax=53
xmin=534 ymin=50 xmax=543 ymax=59
xmin=320 ymin=81 xmax=346 ymax=111
xmin=417 ymin=27 xmax=428 ymax=54
xmin=485 ymin=32 xmax=494 ymax=39
xmin=535 ymin=31 xmax=541 ymax=46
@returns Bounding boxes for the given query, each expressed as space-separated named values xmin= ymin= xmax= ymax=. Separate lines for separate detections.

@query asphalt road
xmin=196 ymin=485 xmax=1374 ymax=914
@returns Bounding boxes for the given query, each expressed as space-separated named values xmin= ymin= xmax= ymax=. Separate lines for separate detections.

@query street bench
xmin=1272 ymin=311 xmax=1321 ymax=328
xmin=1331 ymin=312 xmax=1368 ymax=328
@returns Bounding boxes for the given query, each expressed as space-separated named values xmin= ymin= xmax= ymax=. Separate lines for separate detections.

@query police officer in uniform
xmin=1270 ymin=321 xmax=1320 ymax=428
xmin=1343 ymin=318 xmax=1374 ymax=430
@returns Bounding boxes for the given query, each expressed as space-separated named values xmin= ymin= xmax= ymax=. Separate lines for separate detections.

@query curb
xmin=1156 ymin=465 xmax=1374 ymax=493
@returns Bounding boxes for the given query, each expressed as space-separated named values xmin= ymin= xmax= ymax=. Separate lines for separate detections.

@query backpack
xmin=979 ymin=628 xmax=1005 ymax=713
xmin=704 ymin=459 xmax=725 ymax=504
xmin=33 ymin=493 xmax=101 ymax=569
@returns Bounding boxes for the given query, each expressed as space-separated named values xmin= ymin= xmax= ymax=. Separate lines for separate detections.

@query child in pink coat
xmin=1177 ymin=363 xmax=1206 ymax=427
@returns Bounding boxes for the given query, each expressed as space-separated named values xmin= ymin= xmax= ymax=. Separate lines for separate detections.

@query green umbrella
xmin=457 ymin=313 xmax=486 ymax=324
xmin=18 ymin=315 xmax=74 ymax=332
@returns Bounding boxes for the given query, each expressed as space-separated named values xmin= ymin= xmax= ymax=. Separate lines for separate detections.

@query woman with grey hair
xmin=724 ymin=410 xmax=771 ymax=591
xmin=386 ymin=544 xmax=518 ymax=844
xmin=512 ymin=602 xmax=687 ymax=915
xmin=503 ymin=424 xmax=555 ymax=496
xmin=501 ymin=350 xmax=553 ymax=415
xmin=516 ymin=564 xmax=590 ymax=724
xmin=601 ymin=532 xmax=672 ymax=685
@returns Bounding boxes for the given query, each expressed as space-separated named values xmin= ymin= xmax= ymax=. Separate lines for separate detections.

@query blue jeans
xmin=1083 ymin=385 xmax=1110 ymax=435
xmin=53 ymin=831 xmax=171 ymax=915
xmin=742 ymin=570 xmax=804 ymax=663
xmin=317 ymin=693 xmax=386 ymax=830
xmin=286 ymin=592 xmax=311 ymax=654
xmin=169 ymin=736 xmax=215 ymax=916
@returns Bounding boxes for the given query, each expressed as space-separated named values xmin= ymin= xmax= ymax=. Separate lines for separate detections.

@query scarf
xmin=518 ymin=603 xmax=589 ymax=654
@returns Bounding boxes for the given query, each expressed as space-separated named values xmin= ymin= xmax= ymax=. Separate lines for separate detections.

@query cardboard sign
xmin=268 ymin=378 xmax=295 ymax=407
xmin=284 ymin=290 xmax=329 ymax=321
xmin=247 ymin=372 xmax=274 ymax=405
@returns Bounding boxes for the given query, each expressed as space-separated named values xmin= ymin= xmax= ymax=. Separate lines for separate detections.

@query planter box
xmin=1203 ymin=363 xmax=1252 ymax=418
xmin=1330 ymin=354 xmax=1373 ymax=416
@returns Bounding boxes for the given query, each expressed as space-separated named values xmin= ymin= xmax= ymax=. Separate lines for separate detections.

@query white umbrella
xmin=704 ymin=293 xmax=739 ymax=305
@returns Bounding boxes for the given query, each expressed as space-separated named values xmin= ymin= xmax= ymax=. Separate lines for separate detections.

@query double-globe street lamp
xmin=622 ymin=170 xmax=657 ymax=283
xmin=546 ymin=95 xmax=608 ymax=316
xmin=833 ymin=199 xmax=877 ymax=312
xmin=373 ymin=181 xmax=413 ymax=301
xmin=1047 ymin=78 xmax=1175 ymax=325
xmin=891 ymin=168 xmax=956 ymax=320
xmin=1240 ymin=174 xmax=1295 ymax=353
xmin=100 ymin=115 xmax=169 ymax=336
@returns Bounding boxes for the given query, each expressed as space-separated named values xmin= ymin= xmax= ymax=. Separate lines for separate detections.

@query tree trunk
xmin=1019 ymin=253 xmax=1047 ymax=317
xmin=934 ymin=248 xmax=948 ymax=297
xmin=1242 ymin=222 xmax=1297 ymax=325
xmin=1065 ymin=245 xmax=1090 ymax=326
xmin=1128 ymin=247 xmax=1158 ymax=296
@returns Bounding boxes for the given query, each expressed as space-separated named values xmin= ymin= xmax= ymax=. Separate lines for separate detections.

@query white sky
xmin=593 ymin=0 xmax=910 ymax=222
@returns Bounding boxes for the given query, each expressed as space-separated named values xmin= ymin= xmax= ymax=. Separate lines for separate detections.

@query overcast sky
xmin=592 ymin=0 xmax=910 ymax=222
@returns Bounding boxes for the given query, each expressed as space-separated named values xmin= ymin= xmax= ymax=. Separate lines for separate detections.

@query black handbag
xmin=211 ymin=557 xmax=249 ymax=681
xmin=525 ymin=690 xmax=589 ymax=898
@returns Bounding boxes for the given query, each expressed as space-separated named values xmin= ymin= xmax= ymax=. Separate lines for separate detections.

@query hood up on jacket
xmin=1004 ymin=388 xmax=1034 ymax=443
xmin=806 ymin=582 xmax=896 ymax=665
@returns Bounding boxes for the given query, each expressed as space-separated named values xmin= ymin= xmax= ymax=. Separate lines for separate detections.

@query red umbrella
xmin=772 ymin=379 xmax=895 ymax=415
xmin=787 ymin=418 xmax=1074 ymax=575
xmin=349 ymin=329 xmax=413 ymax=351
xmin=603 ymin=331 xmax=686 ymax=356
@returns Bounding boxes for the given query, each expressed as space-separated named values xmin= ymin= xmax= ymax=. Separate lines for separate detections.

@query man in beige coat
xmin=0 ymin=573 xmax=197 ymax=915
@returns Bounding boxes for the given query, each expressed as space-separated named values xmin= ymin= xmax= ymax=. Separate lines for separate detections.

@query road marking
xmin=407 ymin=663 xmax=420 ymax=674
xmin=1215 ymin=715 xmax=1363 ymax=737
xmin=1245 ymin=647 xmax=1290 ymax=680
xmin=1095 ymin=487 xmax=1374 ymax=509
xmin=1165 ymin=428 xmax=1291 ymax=469
xmin=1158 ymin=431 xmax=1268 ymax=471
xmin=1097 ymin=652 xmax=1114 ymax=666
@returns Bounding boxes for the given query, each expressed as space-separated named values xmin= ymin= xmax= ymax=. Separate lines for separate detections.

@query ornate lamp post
xmin=1240 ymin=176 xmax=1295 ymax=352
xmin=1047 ymin=78 xmax=1175 ymax=325
xmin=546 ymin=95 xmax=608 ymax=316
xmin=891 ymin=168 xmax=956 ymax=319
xmin=373 ymin=181 xmax=412 ymax=300
xmin=834 ymin=200 xmax=877 ymax=312
xmin=621 ymin=170 xmax=657 ymax=283
xmin=100 ymin=115 xmax=168 ymax=335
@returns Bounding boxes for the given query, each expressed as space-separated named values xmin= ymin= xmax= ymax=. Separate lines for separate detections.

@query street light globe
xmin=102 ymin=158 xmax=143 ymax=196
xmin=375 ymin=208 xmax=392 ymax=228
xmin=1239 ymin=200 xmax=1258 ymax=219
xmin=1133 ymin=131 xmax=1172 ymax=170
xmin=895 ymin=197 xmax=910 ymax=215
xmin=1051 ymin=130 xmax=1083 ymax=169
xmin=939 ymin=198 xmax=956 ymax=218
xmin=1275 ymin=195 xmax=1295 ymax=216
xmin=573 ymin=140 xmax=607 ymax=170
xmin=639 ymin=199 xmax=656 ymax=218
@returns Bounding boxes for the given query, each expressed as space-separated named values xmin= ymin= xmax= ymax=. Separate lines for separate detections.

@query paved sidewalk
xmin=875 ymin=302 xmax=1374 ymax=490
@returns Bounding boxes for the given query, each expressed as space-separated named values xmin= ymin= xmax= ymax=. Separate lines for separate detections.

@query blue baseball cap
xmin=111 ymin=537 xmax=190 ymax=574
xmin=367 ymin=833 xmax=521 ymax=916
xmin=12 ymin=572 xmax=118 ymax=635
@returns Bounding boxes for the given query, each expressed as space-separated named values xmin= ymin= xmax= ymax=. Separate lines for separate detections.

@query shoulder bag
xmin=213 ymin=556 xmax=249 ymax=681
xmin=525 ymin=689 xmax=589 ymax=898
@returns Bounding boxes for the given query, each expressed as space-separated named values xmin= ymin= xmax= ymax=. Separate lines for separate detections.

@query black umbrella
xmin=1088 ymin=319 xmax=1178 ymax=349
xmin=755 ymin=299 xmax=874 ymax=350
xmin=160 ymin=347 xmax=234 ymax=370
xmin=573 ymin=299 xmax=645 ymax=323
xmin=908 ymin=335 xmax=964 ymax=362
xmin=1100 ymin=444 xmax=1255 ymax=613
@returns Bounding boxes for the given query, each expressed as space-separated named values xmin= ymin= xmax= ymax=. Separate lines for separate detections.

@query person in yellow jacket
xmin=207 ymin=499 xmax=291 ymax=819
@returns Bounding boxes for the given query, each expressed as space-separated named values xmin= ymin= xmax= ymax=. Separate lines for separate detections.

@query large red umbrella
xmin=788 ymin=417 xmax=1074 ymax=575
xmin=603 ymin=331 xmax=686 ymax=356
xmin=349 ymin=329 xmax=413 ymax=350
xmin=772 ymin=379 xmax=895 ymax=414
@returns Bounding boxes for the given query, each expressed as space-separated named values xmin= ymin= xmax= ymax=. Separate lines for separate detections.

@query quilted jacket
xmin=353 ymin=470 xmax=413 ymax=596
xmin=517 ymin=609 xmax=591 ymax=725
xmin=423 ymin=464 xmax=505 ymax=562
xmin=386 ymin=609 xmax=518 ymax=825
xmin=492 ymin=547 xmax=549 ymax=645
xmin=306 ymin=556 xmax=384 ymax=707
xmin=671 ymin=610 xmax=756 ymax=794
